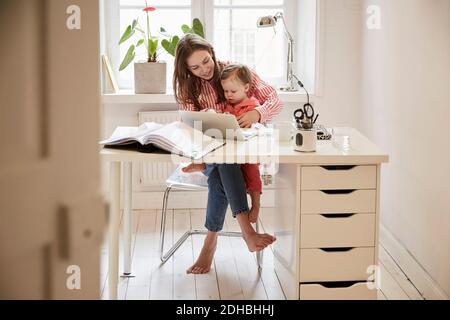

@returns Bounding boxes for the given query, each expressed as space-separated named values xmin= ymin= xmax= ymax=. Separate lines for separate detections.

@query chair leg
xmin=159 ymin=186 xmax=171 ymax=262
xmin=255 ymin=218 xmax=263 ymax=270
xmin=159 ymin=187 xmax=208 ymax=264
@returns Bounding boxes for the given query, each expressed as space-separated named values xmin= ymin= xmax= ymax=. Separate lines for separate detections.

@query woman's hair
xmin=173 ymin=34 xmax=226 ymax=109
xmin=220 ymin=63 xmax=252 ymax=85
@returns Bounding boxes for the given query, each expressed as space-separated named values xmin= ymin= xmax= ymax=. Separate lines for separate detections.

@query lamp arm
xmin=274 ymin=12 xmax=294 ymax=42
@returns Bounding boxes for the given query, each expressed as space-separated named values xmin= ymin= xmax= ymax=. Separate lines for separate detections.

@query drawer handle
xmin=320 ymin=247 xmax=353 ymax=252
xmin=320 ymin=189 xmax=355 ymax=195
xmin=321 ymin=165 xmax=356 ymax=171
xmin=321 ymin=213 xmax=355 ymax=218
xmin=316 ymin=281 xmax=361 ymax=289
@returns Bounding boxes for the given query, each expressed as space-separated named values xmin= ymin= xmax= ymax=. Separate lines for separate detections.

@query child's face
xmin=221 ymin=78 xmax=250 ymax=105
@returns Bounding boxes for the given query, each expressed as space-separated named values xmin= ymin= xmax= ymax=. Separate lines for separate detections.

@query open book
xmin=99 ymin=121 xmax=226 ymax=160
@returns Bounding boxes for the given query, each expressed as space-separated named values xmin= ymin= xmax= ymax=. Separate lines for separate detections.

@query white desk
xmin=100 ymin=127 xmax=388 ymax=300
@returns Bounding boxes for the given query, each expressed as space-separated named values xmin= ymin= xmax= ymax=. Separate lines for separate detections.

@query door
xmin=0 ymin=0 xmax=105 ymax=299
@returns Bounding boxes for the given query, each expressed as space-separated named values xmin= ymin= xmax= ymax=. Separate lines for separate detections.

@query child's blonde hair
xmin=220 ymin=64 xmax=252 ymax=86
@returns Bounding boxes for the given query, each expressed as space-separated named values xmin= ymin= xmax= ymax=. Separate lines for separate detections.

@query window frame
xmin=101 ymin=0 xmax=322 ymax=95
xmin=207 ymin=1 xmax=292 ymax=87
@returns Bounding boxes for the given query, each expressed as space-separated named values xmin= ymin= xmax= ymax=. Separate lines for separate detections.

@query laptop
xmin=180 ymin=110 xmax=258 ymax=141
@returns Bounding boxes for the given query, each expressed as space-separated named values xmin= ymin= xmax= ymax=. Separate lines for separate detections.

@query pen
xmin=313 ymin=114 xmax=319 ymax=124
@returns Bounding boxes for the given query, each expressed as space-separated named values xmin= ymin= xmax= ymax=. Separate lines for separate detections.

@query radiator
xmin=138 ymin=111 xmax=181 ymax=187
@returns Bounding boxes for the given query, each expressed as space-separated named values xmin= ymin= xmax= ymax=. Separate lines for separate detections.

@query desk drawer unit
xmin=299 ymin=247 xmax=375 ymax=282
xmin=300 ymin=214 xmax=376 ymax=248
xmin=301 ymin=189 xmax=376 ymax=214
xmin=298 ymin=165 xmax=378 ymax=300
xmin=301 ymin=165 xmax=377 ymax=190
xmin=299 ymin=282 xmax=377 ymax=300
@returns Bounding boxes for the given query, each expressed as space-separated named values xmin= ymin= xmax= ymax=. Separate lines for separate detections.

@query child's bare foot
xmin=182 ymin=163 xmax=206 ymax=173
xmin=236 ymin=211 xmax=275 ymax=252
xmin=186 ymin=232 xmax=217 ymax=274
xmin=243 ymin=231 xmax=276 ymax=252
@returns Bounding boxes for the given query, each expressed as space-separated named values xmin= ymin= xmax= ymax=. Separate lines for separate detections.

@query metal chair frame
xmin=159 ymin=183 xmax=262 ymax=269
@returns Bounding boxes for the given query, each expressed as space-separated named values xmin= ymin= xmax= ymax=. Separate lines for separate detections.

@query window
xmin=213 ymin=0 xmax=290 ymax=87
xmin=106 ymin=0 xmax=311 ymax=91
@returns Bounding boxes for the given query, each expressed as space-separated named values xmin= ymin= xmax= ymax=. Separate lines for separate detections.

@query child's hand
xmin=237 ymin=110 xmax=261 ymax=128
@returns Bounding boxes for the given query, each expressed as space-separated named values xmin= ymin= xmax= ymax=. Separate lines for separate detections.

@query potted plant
xmin=160 ymin=18 xmax=205 ymax=57
xmin=118 ymin=2 xmax=166 ymax=94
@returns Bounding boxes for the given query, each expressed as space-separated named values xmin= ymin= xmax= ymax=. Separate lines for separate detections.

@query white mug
xmin=292 ymin=127 xmax=316 ymax=152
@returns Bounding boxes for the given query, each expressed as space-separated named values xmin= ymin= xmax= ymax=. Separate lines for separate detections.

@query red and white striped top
xmin=177 ymin=63 xmax=284 ymax=124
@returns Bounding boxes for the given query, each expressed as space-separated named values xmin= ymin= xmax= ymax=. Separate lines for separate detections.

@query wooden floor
xmin=100 ymin=208 xmax=423 ymax=300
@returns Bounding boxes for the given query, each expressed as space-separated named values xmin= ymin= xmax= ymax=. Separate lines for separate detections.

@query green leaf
xmin=161 ymin=39 xmax=172 ymax=56
xmin=148 ymin=39 xmax=158 ymax=57
xmin=181 ymin=24 xmax=192 ymax=34
xmin=119 ymin=45 xmax=135 ymax=71
xmin=135 ymin=27 xmax=145 ymax=34
xmin=132 ymin=19 xmax=137 ymax=29
xmin=192 ymin=18 xmax=205 ymax=38
xmin=172 ymin=35 xmax=180 ymax=48
xmin=136 ymin=39 xmax=144 ymax=47
xmin=159 ymin=27 xmax=172 ymax=38
xmin=119 ymin=25 xmax=135 ymax=45
xmin=161 ymin=39 xmax=174 ymax=57
xmin=161 ymin=35 xmax=180 ymax=57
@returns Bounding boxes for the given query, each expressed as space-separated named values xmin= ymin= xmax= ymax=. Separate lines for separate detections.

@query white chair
xmin=159 ymin=165 xmax=263 ymax=268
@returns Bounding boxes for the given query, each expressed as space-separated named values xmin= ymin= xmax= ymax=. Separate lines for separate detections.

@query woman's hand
xmin=237 ymin=110 xmax=261 ymax=128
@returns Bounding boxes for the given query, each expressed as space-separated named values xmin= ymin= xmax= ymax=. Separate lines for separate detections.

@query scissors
xmin=294 ymin=103 xmax=316 ymax=123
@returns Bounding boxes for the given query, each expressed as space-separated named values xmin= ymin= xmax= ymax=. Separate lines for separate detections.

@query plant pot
xmin=134 ymin=61 xmax=167 ymax=94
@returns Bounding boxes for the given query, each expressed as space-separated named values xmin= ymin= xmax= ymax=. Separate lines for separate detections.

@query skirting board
xmin=380 ymin=224 xmax=449 ymax=300
xmin=121 ymin=189 xmax=275 ymax=210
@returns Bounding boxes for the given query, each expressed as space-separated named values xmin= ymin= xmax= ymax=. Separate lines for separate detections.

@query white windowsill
xmin=102 ymin=89 xmax=309 ymax=104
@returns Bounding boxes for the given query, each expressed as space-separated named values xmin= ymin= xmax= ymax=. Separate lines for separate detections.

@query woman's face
xmin=186 ymin=50 xmax=215 ymax=80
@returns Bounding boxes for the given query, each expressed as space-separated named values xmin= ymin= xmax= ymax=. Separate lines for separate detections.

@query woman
xmin=173 ymin=34 xmax=283 ymax=274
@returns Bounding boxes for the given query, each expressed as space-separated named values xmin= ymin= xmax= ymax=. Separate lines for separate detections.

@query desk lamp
xmin=256 ymin=12 xmax=297 ymax=92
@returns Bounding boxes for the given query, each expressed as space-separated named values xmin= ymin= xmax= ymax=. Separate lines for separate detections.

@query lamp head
xmin=256 ymin=15 xmax=277 ymax=28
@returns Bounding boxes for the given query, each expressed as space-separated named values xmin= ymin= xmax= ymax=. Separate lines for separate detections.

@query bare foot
xmin=186 ymin=233 xmax=217 ymax=274
xmin=243 ymin=231 xmax=276 ymax=252
xmin=235 ymin=211 xmax=276 ymax=252
xmin=182 ymin=163 xmax=206 ymax=173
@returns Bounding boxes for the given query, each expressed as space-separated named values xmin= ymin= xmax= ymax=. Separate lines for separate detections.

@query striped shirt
xmin=177 ymin=63 xmax=284 ymax=124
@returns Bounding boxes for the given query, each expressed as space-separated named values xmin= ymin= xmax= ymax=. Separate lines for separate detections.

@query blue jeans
xmin=202 ymin=164 xmax=249 ymax=232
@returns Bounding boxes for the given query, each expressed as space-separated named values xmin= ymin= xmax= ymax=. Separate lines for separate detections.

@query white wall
xmin=296 ymin=0 xmax=317 ymax=92
xmin=294 ymin=0 xmax=364 ymax=128
xmin=360 ymin=0 xmax=450 ymax=297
